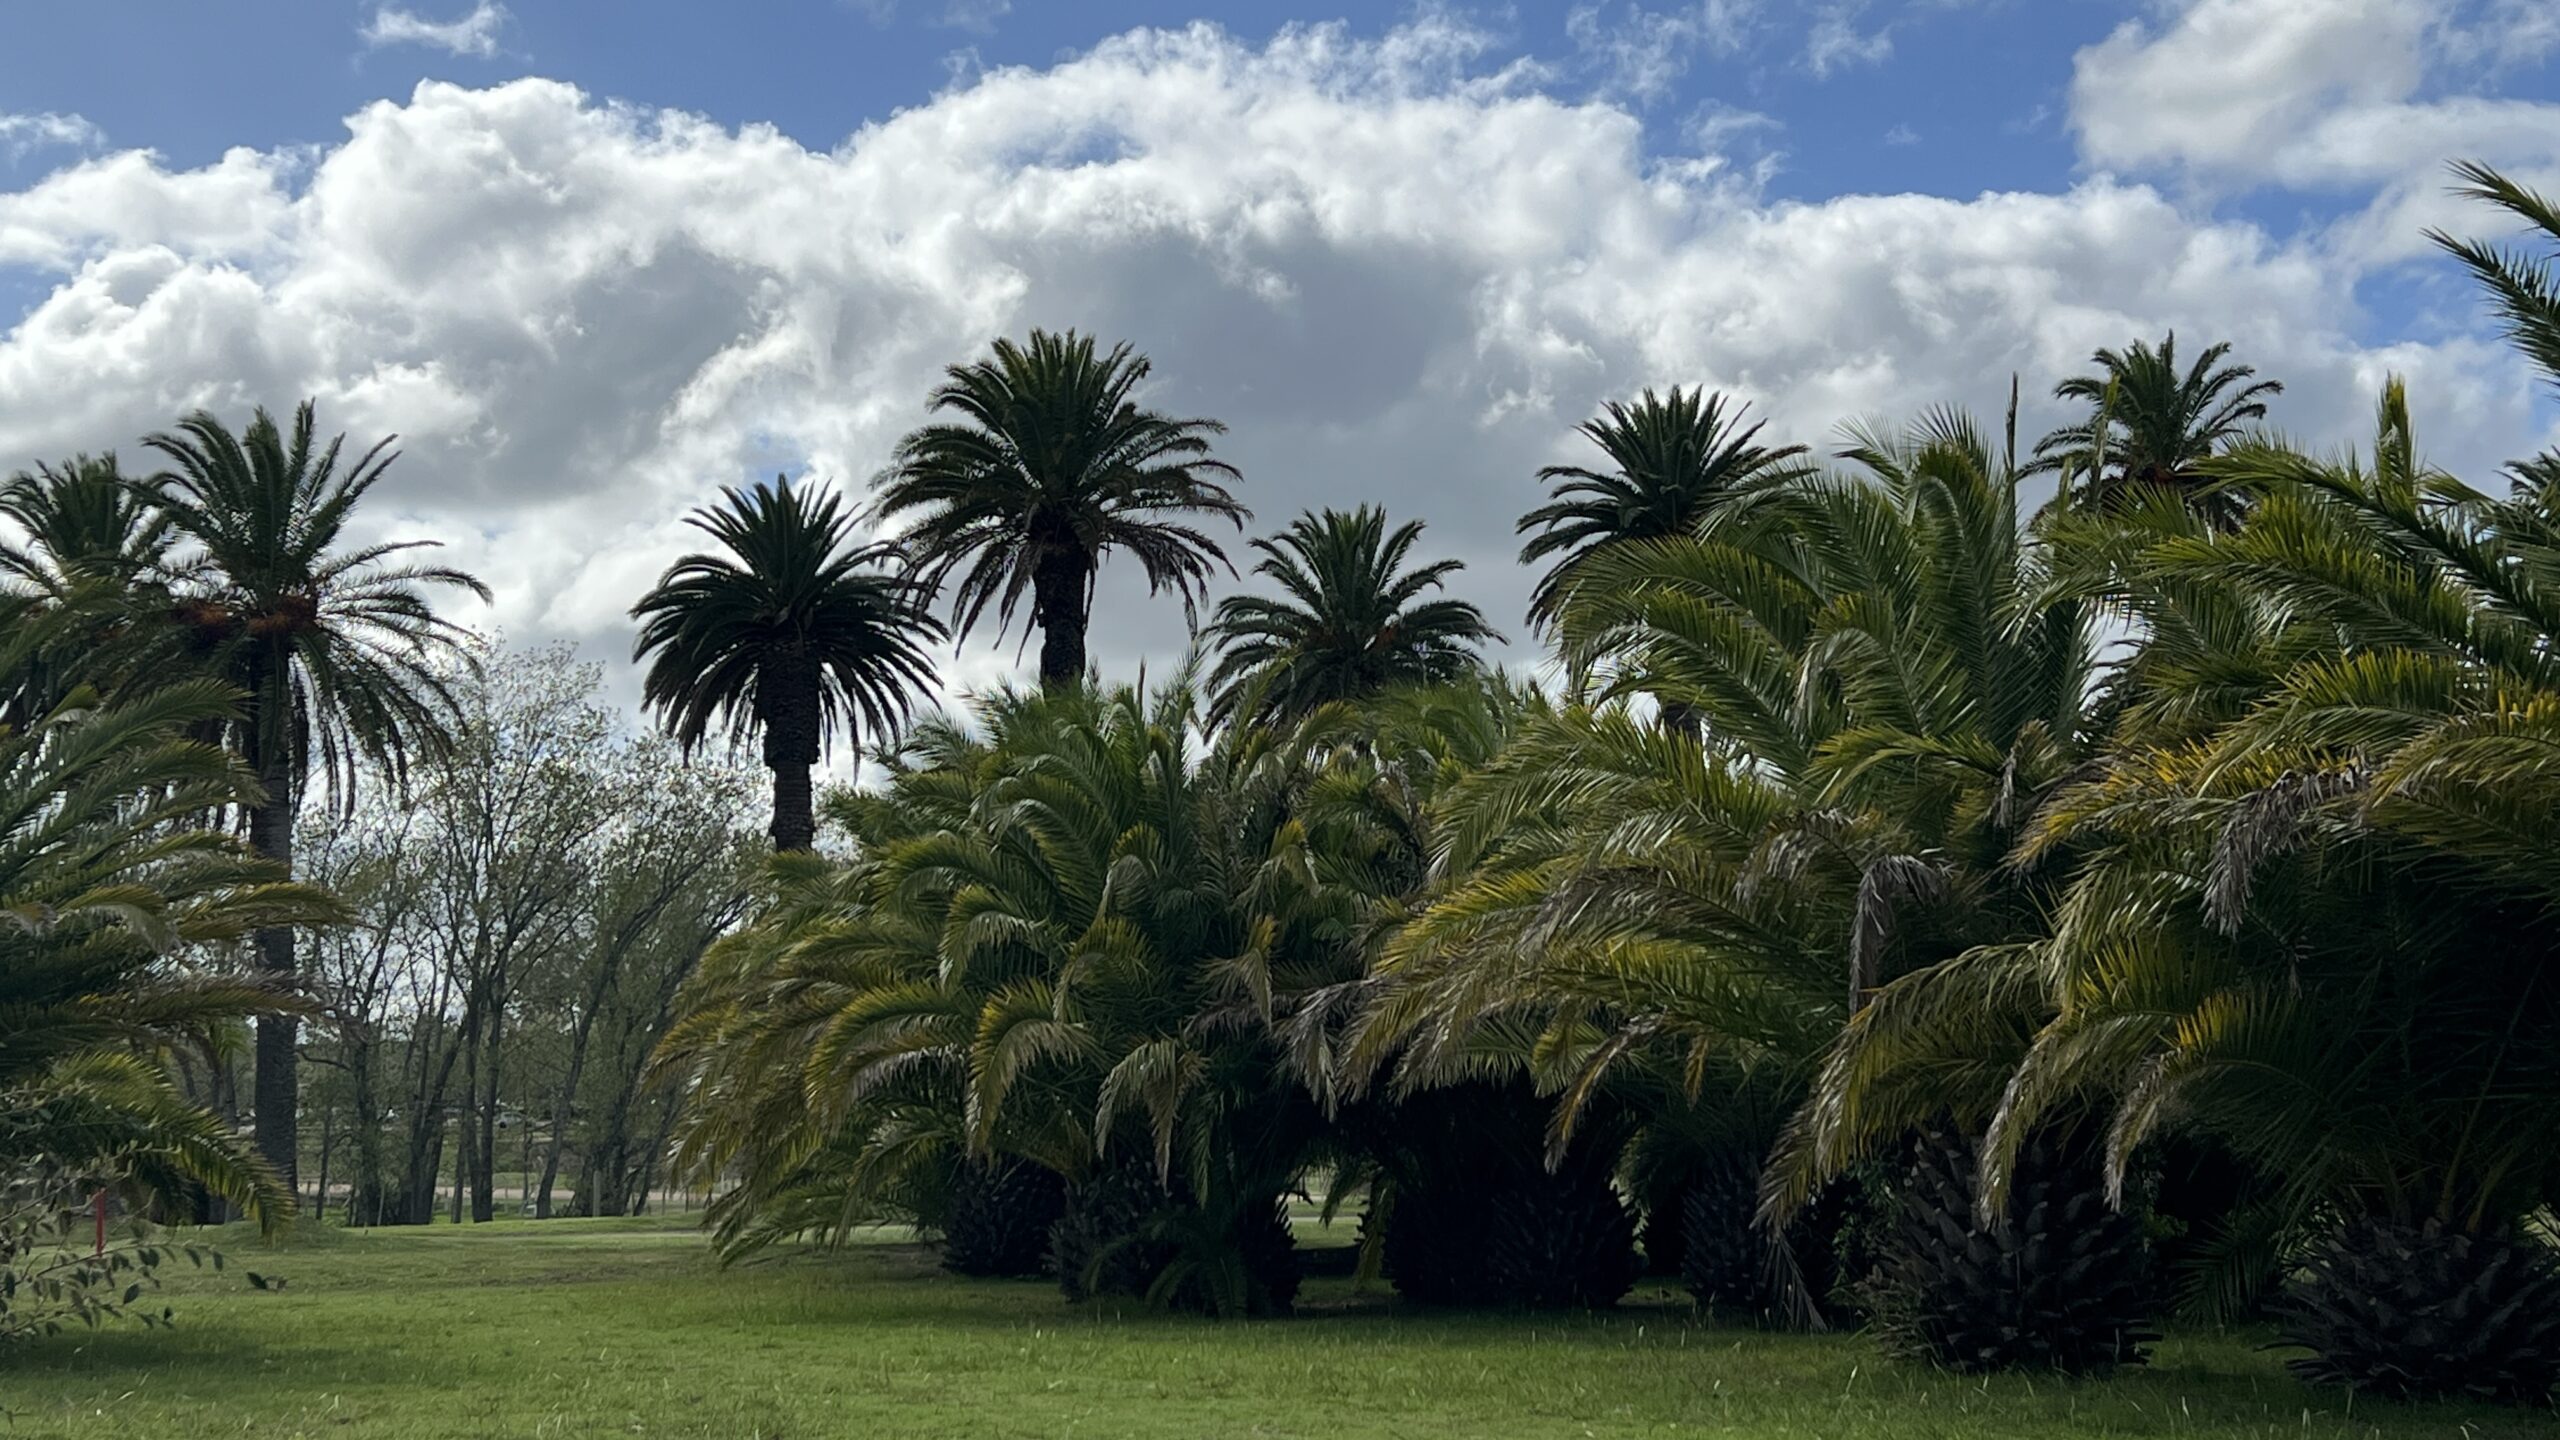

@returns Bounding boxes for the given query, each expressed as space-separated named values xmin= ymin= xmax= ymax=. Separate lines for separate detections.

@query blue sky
xmin=0 ymin=3 xmax=2106 ymax=199
xmin=1 ymin=2 xmax=2556 ymax=698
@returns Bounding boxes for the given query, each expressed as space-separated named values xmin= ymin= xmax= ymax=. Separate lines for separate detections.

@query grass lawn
xmin=2 ymin=1215 xmax=2546 ymax=1439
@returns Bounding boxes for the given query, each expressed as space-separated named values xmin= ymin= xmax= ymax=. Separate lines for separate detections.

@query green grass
xmin=3 ymin=1217 xmax=2546 ymax=1439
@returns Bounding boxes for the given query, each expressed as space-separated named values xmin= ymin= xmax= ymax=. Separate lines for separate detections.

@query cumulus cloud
xmin=0 ymin=17 xmax=2545 ymax=708
xmin=360 ymin=2 xmax=510 ymax=59
xmin=2070 ymin=0 xmax=2560 ymax=258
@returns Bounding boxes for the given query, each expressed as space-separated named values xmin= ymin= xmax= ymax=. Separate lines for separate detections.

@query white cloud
xmin=938 ymin=0 xmax=1011 ymax=35
xmin=1883 ymin=122 xmax=1920 ymax=146
xmin=1567 ymin=2 xmax=1759 ymax=105
xmin=1805 ymin=1 xmax=1893 ymax=76
xmin=2071 ymin=0 xmax=2429 ymax=178
xmin=360 ymin=2 xmax=510 ymax=59
xmin=0 ymin=18 xmax=2545 ymax=707
xmin=850 ymin=0 xmax=1015 ymax=33
xmin=0 ymin=112 xmax=103 ymax=163
xmin=2069 ymin=0 xmax=2560 ymax=259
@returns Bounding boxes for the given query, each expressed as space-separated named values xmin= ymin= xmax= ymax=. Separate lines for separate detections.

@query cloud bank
xmin=0 ymin=14 xmax=2550 ymax=706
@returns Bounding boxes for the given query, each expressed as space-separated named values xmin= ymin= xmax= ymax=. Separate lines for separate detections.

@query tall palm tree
xmin=632 ymin=476 xmax=944 ymax=853
xmin=0 ymin=605 xmax=336 ymax=1231
xmin=143 ymin=401 xmax=490 ymax=1184
xmin=2031 ymin=332 xmax=2281 ymax=527
xmin=872 ymin=329 xmax=1247 ymax=690
xmin=1204 ymin=506 xmax=1501 ymax=727
xmin=1518 ymin=388 xmax=1808 ymax=631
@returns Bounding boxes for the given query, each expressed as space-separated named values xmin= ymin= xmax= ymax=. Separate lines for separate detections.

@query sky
xmin=2 ymin=0 xmax=2557 ymax=716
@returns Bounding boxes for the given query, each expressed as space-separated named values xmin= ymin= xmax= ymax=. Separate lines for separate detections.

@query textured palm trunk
xmin=1032 ymin=546 xmax=1091 ymax=691
xmin=761 ymin=656 xmax=821 ymax=852
xmin=244 ymin=670 xmax=300 ymax=1191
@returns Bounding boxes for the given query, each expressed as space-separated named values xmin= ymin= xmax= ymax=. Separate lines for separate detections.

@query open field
xmin=2 ymin=1215 xmax=2545 ymax=1439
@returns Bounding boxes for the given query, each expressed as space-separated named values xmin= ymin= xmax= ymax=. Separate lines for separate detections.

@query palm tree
xmin=1383 ymin=410 xmax=2147 ymax=1360
xmin=0 ymin=605 xmax=337 ymax=1231
xmin=0 ymin=454 xmax=174 ymax=724
xmin=2031 ymin=332 xmax=2281 ymax=527
xmin=143 ymin=401 xmax=490 ymax=1185
xmin=1204 ymin=506 xmax=1501 ymax=727
xmin=0 ymin=454 xmax=170 ymax=597
xmin=1518 ymin=388 xmax=1808 ymax=632
xmin=2431 ymin=160 xmax=2560 ymax=488
xmin=632 ymin=476 xmax=944 ymax=854
xmin=662 ymin=677 xmax=1359 ymax=1314
xmin=873 ymin=330 xmax=1247 ymax=690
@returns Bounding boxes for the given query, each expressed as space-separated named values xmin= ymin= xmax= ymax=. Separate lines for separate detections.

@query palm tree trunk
xmin=1033 ymin=549 xmax=1091 ymax=691
xmin=761 ymin=657 xmax=821 ymax=852
xmin=244 ymin=676 xmax=300 ymax=1191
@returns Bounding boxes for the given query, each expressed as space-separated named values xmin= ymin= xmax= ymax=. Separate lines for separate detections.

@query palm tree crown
xmin=2429 ymin=160 xmax=2560 ymax=488
xmin=144 ymin=399 xmax=489 ymax=1184
xmin=872 ymin=329 xmax=1247 ymax=689
xmin=2031 ymin=332 xmax=2281 ymax=526
xmin=633 ymin=475 xmax=944 ymax=853
xmin=0 ymin=454 xmax=170 ymax=598
xmin=0 ymin=455 xmax=175 ymax=725
xmin=1518 ymin=388 xmax=1808 ymax=630
xmin=1206 ymin=506 xmax=1500 ymax=727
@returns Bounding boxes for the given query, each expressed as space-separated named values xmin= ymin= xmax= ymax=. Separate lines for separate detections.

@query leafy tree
xmin=2031 ymin=332 xmax=2281 ymax=528
xmin=874 ymin=330 xmax=1246 ymax=689
xmin=1205 ymin=506 xmax=1500 ymax=728
xmin=632 ymin=476 xmax=943 ymax=853
xmin=144 ymin=401 xmax=489 ymax=1185
xmin=1518 ymin=388 xmax=1807 ymax=632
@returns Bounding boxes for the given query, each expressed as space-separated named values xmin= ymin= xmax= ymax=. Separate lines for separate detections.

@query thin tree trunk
xmin=347 ymin=1043 xmax=383 ymax=1226
xmin=536 ymin=953 xmax=623 ymax=1219
xmin=245 ymin=677 xmax=300 ymax=1189
xmin=472 ymin=1004 xmax=504 ymax=1224
xmin=393 ymin=1010 xmax=467 ymax=1225
xmin=454 ymin=997 xmax=478 ymax=1224
xmin=312 ymin=1099 xmax=335 ymax=1221
xmin=1033 ymin=548 xmax=1091 ymax=691
xmin=625 ymin=1098 xmax=681 ymax=1217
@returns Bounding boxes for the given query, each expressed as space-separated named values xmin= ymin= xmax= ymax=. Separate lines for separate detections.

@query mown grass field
xmin=2 ymin=1214 xmax=2545 ymax=1439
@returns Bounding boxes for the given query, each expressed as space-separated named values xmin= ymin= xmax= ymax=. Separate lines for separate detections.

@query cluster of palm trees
xmin=1 ymin=405 xmax=488 ymax=1263
xmin=653 ymin=164 xmax=2560 ymax=1405
xmin=10 ymin=156 xmax=2559 ymax=1405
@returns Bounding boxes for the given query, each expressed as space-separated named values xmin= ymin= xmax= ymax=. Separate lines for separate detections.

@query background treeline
xmin=294 ymin=645 xmax=761 ymax=1227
